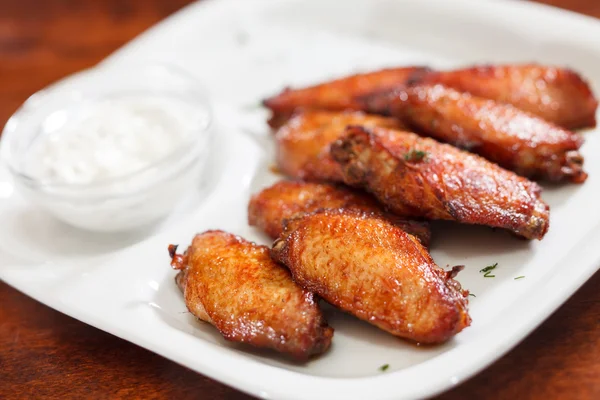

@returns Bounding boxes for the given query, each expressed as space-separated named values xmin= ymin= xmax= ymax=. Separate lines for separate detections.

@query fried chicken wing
xmin=248 ymin=180 xmax=430 ymax=246
xmin=361 ymin=84 xmax=587 ymax=183
xmin=330 ymin=126 xmax=550 ymax=240
xmin=271 ymin=209 xmax=470 ymax=344
xmin=263 ymin=67 xmax=428 ymax=125
xmin=417 ymin=64 xmax=598 ymax=130
xmin=169 ymin=231 xmax=333 ymax=359
xmin=275 ymin=110 xmax=404 ymax=181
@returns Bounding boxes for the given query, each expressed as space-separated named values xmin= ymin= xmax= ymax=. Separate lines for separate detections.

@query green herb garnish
xmin=480 ymin=263 xmax=497 ymax=278
xmin=404 ymin=149 xmax=428 ymax=162
xmin=240 ymin=102 xmax=263 ymax=112
xmin=468 ymin=293 xmax=476 ymax=297
xmin=379 ymin=364 xmax=390 ymax=372
xmin=514 ymin=276 xmax=525 ymax=280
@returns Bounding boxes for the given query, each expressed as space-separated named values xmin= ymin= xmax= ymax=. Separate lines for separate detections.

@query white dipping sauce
xmin=25 ymin=95 xmax=200 ymax=184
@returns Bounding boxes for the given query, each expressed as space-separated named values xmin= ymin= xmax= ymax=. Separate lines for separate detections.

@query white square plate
xmin=2 ymin=0 xmax=600 ymax=399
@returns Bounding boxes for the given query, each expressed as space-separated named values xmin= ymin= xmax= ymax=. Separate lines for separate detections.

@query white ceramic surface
xmin=2 ymin=0 xmax=600 ymax=399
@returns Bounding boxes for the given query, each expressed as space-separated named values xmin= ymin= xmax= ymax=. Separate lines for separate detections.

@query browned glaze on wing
xmin=263 ymin=66 xmax=428 ymax=124
xmin=169 ymin=231 xmax=333 ymax=360
xmin=330 ymin=126 xmax=550 ymax=240
xmin=248 ymin=180 xmax=431 ymax=246
xmin=417 ymin=64 xmax=598 ymax=130
xmin=275 ymin=110 xmax=404 ymax=181
xmin=271 ymin=209 xmax=470 ymax=344
xmin=361 ymin=84 xmax=587 ymax=183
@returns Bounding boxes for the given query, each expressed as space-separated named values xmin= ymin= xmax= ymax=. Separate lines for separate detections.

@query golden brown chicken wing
xmin=360 ymin=84 xmax=587 ymax=183
xmin=330 ymin=126 xmax=550 ymax=240
xmin=275 ymin=110 xmax=403 ymax=181
xmin=271 ymin=209 xmax=471 ymax=344
xmin=416 ymin=64 xmax=597 ymax=130
xmin=169 ymin=231 xmax=333 ymax=359
xmin=248 ymin=180 xmax=431 ymax=246
xmin=263 ymin=66 xmax=428 ymax=126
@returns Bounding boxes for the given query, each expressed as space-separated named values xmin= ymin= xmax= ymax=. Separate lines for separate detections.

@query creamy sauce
xmin=25 ymin=95 xmax=203 ymax=184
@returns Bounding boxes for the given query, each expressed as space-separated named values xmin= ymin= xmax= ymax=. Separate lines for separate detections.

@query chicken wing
xmin=169 ymin=231 xmax=333 ymax=359
xmin=330 ymin=126 xmax=550 ymax=240
xmin=360 ymin=84 xmax=587 ymax=183
xmin=248 ymin=180 xmax=431 ymax=246
xmin=275 ymin=110 xmax=403 ymax=181
xmin=416 ymin=64 xmax=597 ymax=130
xmin=271 ymin=209 xmax=471 ymax=344
xmin=263 ymin=66 xmax=428 ymax=125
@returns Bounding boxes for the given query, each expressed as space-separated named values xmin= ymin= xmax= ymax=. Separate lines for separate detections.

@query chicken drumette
xmin=330 ymin=126 xmax=550 ymax=240
xmin=170 ymin=231 xmax=333 ymax=360
xmin=272 ymin=209 xmax=471 ymax=344
xmin=415 ymin=64 xmax=597 ymax=130
xmin=248 ymin=180 xmax=430 ymax=246
xmin=275 ymin=110 xmax=403 ymax=181
xmin=360 ymin=84 xmax=587 ymax=183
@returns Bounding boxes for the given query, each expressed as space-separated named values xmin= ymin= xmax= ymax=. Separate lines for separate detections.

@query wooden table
xmin=1 ymin=1 xmax=599 ymax=398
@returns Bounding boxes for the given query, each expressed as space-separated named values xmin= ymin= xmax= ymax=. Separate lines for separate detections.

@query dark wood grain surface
xmin=1 ymin=1 xmax=599 ymax=399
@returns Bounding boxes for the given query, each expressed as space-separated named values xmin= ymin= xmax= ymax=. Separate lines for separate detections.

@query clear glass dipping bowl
xmin=0 ymin=64 xmax=213 ymax=232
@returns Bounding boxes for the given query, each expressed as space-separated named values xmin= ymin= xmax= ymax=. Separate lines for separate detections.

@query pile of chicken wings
xmin=169 ymin=64 xmax=597 ymax=360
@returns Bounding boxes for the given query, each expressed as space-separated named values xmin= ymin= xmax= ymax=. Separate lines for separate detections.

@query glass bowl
xmin=0 ymin=64 xmax=213 ymax=232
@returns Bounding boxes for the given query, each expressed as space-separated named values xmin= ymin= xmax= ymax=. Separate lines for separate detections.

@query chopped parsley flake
xmin=379 ymin=364 xmax=390 ymax=372
xmin=240 ymin=102 xmax=263 ymax=111
xmin=404 ymin=149 xmax=428 ymax=162
xmin=468 ymin=293 xmax=476 ymax=297
xmin=514 ymin=276 xmax=525 ymax=280
xmin=480 ymin=263 xmax=498 ymax=278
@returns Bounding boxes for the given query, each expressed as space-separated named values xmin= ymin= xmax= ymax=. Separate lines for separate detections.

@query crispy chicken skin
xmin=361 ymin=84 xmax=587 ymax=183
xmin=330 ymin=126 xmax=550 ymax=240
xmin=416 ymin=64 xmax=598 ymax=130
xmin=169 ymin=231 xmax=333 ymax=359
xmin=248 ymin=180 xmax=431 ymax=246
xmin=264 ymin=67 xmax=428 ymax=117
xmin=275 ymin=110 xmax=404 ymax=181
xmin=271 ymin=209 xmax=471 ymax=344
